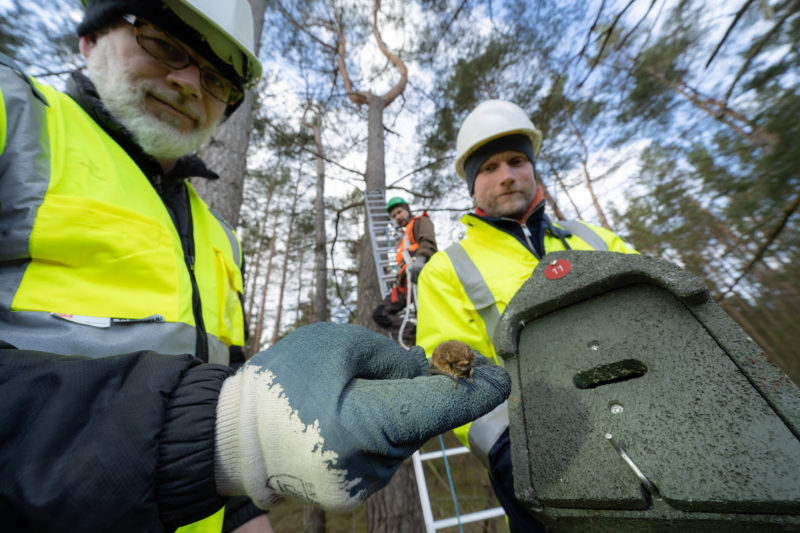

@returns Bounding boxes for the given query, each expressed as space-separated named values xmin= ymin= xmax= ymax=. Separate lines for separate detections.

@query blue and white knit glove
xmin=214 ymin=322 xmax=510 ymax=510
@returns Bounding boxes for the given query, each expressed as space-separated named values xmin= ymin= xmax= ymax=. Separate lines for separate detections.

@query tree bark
xmin=294 ymin=244 xmax=305 ymax=326
xmin=308 ymin=112 xmax=329 ymax=323
xmin=300 ymin=108 xmax=331 ymax=533
xmin=302 ymin=506 xmax=326 ymax=533
xmin=365 ymin=461 xmax=423 ymax=533
xmin=355 ymin=94 xmax=387 ymax=332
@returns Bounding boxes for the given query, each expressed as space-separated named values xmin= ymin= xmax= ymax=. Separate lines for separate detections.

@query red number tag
xmin=544 ymin=259 xmax=571 ymax=280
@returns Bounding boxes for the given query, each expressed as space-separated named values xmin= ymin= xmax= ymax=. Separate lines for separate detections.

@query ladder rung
xmin=433 ymin=508 xmax=506 ymax=530
xmin=418 ymin=446 xmax=470 ymax=461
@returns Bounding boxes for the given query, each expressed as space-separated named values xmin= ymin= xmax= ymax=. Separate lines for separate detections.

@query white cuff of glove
xmin=214 ymin=368 xmax=365 ymax=510
xmin=214 ymin=371 xmax=282 ymax=508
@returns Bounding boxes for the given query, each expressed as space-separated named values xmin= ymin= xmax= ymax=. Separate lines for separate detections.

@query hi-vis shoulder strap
xmin=210 ymin=208 xmax=242 ymax=268
xmin=555 ymin=220 xmax=609 ymax=253
xmin=445 ymin=242 xmax=502 ymax=345
xmin=445 ymin=220 xmax=607 ymax=344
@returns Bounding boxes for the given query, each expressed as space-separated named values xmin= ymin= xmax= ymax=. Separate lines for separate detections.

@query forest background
xmin=2 ymin=0 xmax=798 ymax=531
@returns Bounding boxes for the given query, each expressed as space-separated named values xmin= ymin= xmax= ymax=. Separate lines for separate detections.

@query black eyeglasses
xmin=122 ymin=15 xmax=243 ymax=106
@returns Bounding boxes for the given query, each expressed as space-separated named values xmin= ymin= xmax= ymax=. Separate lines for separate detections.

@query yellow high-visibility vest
xmin=1 ymin=74 xmax=244 ymax=364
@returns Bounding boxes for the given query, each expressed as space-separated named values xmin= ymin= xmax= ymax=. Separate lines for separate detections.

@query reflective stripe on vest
xmin=0 ymin=72 xmax=243 ymax=364
xmin=467 ymin=399 xmax=509 ymax=469
xmin=556 ymin=220 xmax=610 ymax=252
xmin=444 ymin=242 xmax=503 ymax=347
xmin=210 ymin=208 xmax=242 ymax=268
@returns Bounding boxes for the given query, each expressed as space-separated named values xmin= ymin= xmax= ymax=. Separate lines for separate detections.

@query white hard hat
xmin=454 ymin=100 xmax=543 ymax=180
xmin=80 ymin=0 xmax=262 ymax=87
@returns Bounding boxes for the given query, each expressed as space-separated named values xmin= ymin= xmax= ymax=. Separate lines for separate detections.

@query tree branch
xmin=539 ymin=153 xmax=583 ymax=219
xmin=275 ymin=0 xmax=337 ymax=52
xmin=615 ymin=0 xmax=657 ymax=52
xmin=329 ymin=199 xmax=363 ymax=321
xmin=706 ymin=0 xmax=758 ymax=68
xmin=388 ymin=156 xmax=452 ymax=186
xmin=335 ymin=8 xmax=369 ymax=105
xmin=582 ymin=0 xmax=636 ymax=86
xmin=371 ymin=0 xmax=408 ymax=106
xmin=722 ymin=5 xmax=796 ymax=105
xmin=722 ymin=189 xmax=800 ymax=297
xmin=565 ymin=113 xmax=611 ymax=229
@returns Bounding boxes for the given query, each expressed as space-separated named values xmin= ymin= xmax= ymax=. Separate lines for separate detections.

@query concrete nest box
xmin=493 ymin=251 xmax=800 ymax=533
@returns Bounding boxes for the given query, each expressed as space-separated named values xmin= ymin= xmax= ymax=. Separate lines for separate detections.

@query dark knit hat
xmin=464 ymin=134 xmax=536 ymax=195
xmin=78 ymin=0 xmax=244 ymax=114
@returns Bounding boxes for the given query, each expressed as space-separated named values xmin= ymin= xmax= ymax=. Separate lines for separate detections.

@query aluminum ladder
xmin=364 ymin=190 xmax=504 ymax=531
xmin=412 ymin=444 xmax=506 ymax=532
xmin=364 ymin=189 xmax=398 ymax=300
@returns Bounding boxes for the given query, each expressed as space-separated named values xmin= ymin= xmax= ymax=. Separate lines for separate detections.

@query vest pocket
xmin=15 ymin=194 xmax=182 ymax=320
xmin=213 ymin=246 xmax=244 ymax=347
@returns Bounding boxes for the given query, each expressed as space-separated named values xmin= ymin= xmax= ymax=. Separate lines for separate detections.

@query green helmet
xmin=386 ymin=197 xmax=408 ymax=213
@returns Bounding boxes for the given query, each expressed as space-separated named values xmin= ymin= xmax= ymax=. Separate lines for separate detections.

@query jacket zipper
xmin=186 ymin=252 xmax=210 ymax=362
xmin=155 ymin=173 xmax=209 ymax=362
xmin=519 ymin=224 xmax=541 ymax=260
xmin=182 ymin=190 xmax=210 ymax=362
xmin=496 ymin=216 xmax=542 ymax=260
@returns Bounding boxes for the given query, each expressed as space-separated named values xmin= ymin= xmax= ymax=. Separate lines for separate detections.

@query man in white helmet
xmin=0 ymin=2 xmax=512 ymax=531
xmin=416 ymin=99 xmax=637 ymax=532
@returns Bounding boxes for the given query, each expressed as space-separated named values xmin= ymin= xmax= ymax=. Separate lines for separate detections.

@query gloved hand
xmin=408 ymin=257 xmax=426 ymax=283
xmin=214 ymin=322 xmax=510 ymax=511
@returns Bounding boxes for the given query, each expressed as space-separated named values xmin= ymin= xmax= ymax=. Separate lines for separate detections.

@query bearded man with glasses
xmin=0 ymin=1 xmax=513 ymax=532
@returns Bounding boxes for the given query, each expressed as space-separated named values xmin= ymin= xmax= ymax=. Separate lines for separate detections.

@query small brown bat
xmin=427 ymin=340 xmax=475 ymax=388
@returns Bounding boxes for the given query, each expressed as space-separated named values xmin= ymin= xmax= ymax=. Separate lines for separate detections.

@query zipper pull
xmin=153 ymin=174 xmax=164 ymax=194
xmin=520 ymin=223 xmax=540 ymax=258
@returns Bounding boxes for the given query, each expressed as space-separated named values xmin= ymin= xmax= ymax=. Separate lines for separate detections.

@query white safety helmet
xmin=454 ymin=99 xmax=543 ymax=180
xmin=80 ymin=0 xmax=262 ymax=87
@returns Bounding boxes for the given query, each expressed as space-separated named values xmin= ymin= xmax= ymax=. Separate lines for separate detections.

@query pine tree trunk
xmin=302 ymin=506 xmax=326 ymax=533
xmin=310 ymin=113 xmax=329 ymax=323
xmin=355 ymin=94 xmax=386 ymax=332
xmin=270 ymin=178 xmax=301 ymax=345
xmin=365 ymin=461 xmax=423 ymax=533
xmin=295 ymin=244 xmax=305 ymax=326
xmin=246 ymin=196 xmax=274 ymax=326
xmin=250 ymin=212 xmax=278 ymax=355
xmin=304 ymin=112 xmax=329 ymax=533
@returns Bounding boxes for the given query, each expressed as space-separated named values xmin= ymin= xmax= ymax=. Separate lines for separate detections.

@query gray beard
xmin=86 ymin=39 xmax=217 ymax=161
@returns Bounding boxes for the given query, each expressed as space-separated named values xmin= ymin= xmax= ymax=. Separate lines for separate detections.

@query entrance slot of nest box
xmin=573 ymin=359 xmax=648 ymax=389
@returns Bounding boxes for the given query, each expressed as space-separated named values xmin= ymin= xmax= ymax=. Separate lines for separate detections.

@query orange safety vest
xmin=394 ymin=213 xmax=427 ymax=275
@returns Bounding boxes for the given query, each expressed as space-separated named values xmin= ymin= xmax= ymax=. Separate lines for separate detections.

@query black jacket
xmin=0 ymin=347 xmax=232 ymax=531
